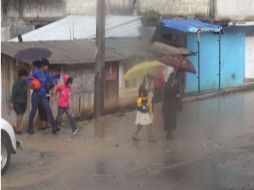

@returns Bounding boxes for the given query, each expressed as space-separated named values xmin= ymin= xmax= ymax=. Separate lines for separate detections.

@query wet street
xmin=2 ymin=91 xmax=254 ymax=190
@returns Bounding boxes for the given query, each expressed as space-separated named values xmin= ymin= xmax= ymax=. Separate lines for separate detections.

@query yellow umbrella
xmin=124 ymin=61 xmax=167 ymax=80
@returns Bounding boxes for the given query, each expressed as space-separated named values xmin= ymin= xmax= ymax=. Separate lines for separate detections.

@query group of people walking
xmin=133 ymin=69 xmax=181 ymax=141
xmin=11 ymin=58 xmax=180 ymax=141
xmin=10 ymin=59 xmax=80 ymax=136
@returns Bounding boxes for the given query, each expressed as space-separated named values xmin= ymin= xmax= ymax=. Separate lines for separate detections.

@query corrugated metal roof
xmin=10 ymin=15 xmax=142 ymax=42
xmin=2 ymin=40 xmax=123 ymax=64
xmin=160 ymin=18 xmax=222 ymax=33
xmin=105 ymin=39 xmax=191 ymax=59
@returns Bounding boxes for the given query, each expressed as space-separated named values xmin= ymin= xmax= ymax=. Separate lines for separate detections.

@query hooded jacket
xmin=56 ymin=74 xmax=72 ymax=108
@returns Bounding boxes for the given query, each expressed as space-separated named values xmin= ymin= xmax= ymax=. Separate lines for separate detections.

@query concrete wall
xmin=137 ymin=0 xmax=210 ymax=18
xmin=185 ymin=27 xmax=246 ymax=93
xmin=245 ymin=32 xmax=254 ymax=79
xmin=1 ymin=0 xmax=65 ymax=22
xmin=1 ymin=26 xmax=11 ymax=41
xmin=1 ymin=0 xmax=65 ymax=41
xmin=65 ymin=0 xmax=135 ymax=15
xmin=65 ymin=0 xmax=96 ymax=15
xmin=1 ymin=21 xmax=34 ymax=41
xmin=215 ymin=0 xmax=254 ymax=21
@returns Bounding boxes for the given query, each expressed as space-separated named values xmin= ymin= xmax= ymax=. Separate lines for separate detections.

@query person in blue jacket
xmin=27 ymin=59 xmax=60 ymax=134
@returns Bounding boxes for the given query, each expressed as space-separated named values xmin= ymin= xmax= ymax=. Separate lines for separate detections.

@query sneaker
xmin=52 ymin=127 xmax=61 ymax=134
xmin=52 ymin=129 xmax=57 ymax=134
xmin=72 ymin=128 xmax=80 ymax=136
xmin=55 ymin=127 xmax=61 ymax=132
xmin=27 ymin=129 xmax=34 ymax=135
xmin=38 ymin=125 xmax=49 ymax=131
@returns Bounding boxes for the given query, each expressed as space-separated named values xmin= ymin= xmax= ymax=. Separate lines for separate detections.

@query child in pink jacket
xmin=55 ymin=74 xmax=79 ymax=135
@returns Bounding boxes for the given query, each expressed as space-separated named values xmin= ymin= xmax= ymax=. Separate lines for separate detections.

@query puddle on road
xmin=241 ymin=144 xmax=254 ymax=152
xmin=154 ymin=148 xmax=254 ymax=190
xmin=11 ymin=149 xmax=56 ymax=171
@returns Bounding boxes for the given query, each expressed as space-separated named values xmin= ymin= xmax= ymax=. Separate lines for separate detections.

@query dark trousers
xmin=28 ymin=93 xmax=57 ymax=131
xmin=38 ymin=97 xmax=50 ymax=122
xmin=56 ymin=107 xmax=76 ymax=132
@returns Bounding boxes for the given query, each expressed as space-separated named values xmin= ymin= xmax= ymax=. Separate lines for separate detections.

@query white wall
xmin=245 ymin=35 xmax=254 ymax=79
xmin=216 ymin=0 xmax=254 ymax=21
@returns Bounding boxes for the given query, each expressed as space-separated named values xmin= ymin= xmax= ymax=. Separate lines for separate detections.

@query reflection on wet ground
xmin=2 ymin=91 xmax=254 ymax=190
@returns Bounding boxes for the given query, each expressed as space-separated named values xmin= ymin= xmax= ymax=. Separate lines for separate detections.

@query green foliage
xmin=145 ymin=9 xmax=160 ymax=25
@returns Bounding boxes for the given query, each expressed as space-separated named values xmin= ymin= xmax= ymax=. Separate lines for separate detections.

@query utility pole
xmin=94 ymin=0 xmax=105 ymax=117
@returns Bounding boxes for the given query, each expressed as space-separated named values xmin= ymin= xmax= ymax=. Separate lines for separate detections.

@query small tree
xmin=143 ymin=9 xmax=160 ymax=26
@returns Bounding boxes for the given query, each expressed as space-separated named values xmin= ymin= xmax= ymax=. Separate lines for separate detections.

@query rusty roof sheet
xmin=1 ymin=40 xmax=123 ymax=64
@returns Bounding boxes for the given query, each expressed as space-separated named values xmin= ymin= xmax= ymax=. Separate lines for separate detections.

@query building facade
xmin=156 ymin=18 xmax=254 ymax=94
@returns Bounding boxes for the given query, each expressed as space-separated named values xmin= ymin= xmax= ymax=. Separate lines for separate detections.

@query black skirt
xmin=14 ymin=103 xmax=27 ymax=115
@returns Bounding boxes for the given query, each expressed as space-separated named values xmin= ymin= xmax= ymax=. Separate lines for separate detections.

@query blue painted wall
xmin=185 ymin=33 xmax=199 ymax=93
xmin=185 ymin=26 xmax=246 ymax=93
xmin=220 ymin=27 xmax=245 ymax=89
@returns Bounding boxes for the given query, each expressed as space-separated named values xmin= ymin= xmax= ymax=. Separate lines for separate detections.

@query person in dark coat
xmin=162 ymin=71 xmax=178 ymax=140
xmin=10 ymin=68 xmax=28 ymax=134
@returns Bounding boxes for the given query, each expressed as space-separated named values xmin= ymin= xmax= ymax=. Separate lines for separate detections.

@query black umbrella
xmin=15 ymin=48 xmax=51 ymax=62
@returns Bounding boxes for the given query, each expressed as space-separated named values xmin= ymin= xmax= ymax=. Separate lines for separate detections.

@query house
xmin=1 ymin=0 xmax=137 ymax=41
xmin=153 ymin=18 xmax=254 ymax=94
xmin=103 ymin=37 xmax=191 ymax=106
xmin=1 ymin=40 xmax=123 ymax=124
xmin=10 ymin=15 xmax=143 ymax=42
xmin=8 ymin=15 xmax=145 ymax=91
xmin=8 ymin=15 xmax=191 ymax=93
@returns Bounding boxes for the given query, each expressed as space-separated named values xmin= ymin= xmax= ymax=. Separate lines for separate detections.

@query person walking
xmin=151 ymin=72 xmax=165 ymax=140
xmin=10 ymin=68 xmax=28 ymax=134
xmin=132 ymin=88 xmax=154 ymax=142
xmin=55 ymin=74 xmax=80 ymax=135
xmin=27 ymin=59 xmax=60 ymax=134
xmin=162 ymin=71 xmax=178 ymax=140
xmin=32 ymin=60 xmax=51 ymax=131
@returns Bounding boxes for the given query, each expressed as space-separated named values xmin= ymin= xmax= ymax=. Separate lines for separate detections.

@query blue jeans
xmin=28 ymin=92 xmax=57 ymax=131
xmin=56 ymin=107 xmax=76 ymax=132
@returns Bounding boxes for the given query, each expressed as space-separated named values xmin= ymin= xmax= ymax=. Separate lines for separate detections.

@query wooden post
xmin=94 ymin=0 xmax=105 ymax=117
xmin=18 ymin=0 xmax=23 ymax=20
